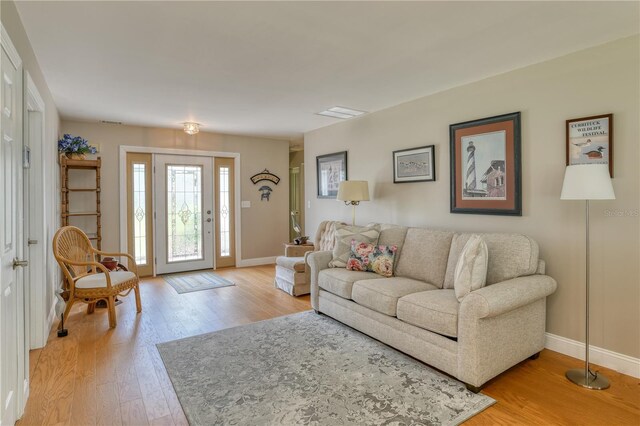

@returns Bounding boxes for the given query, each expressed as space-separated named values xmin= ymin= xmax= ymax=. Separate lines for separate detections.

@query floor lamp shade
xmin=561 ymin=164 xmax=614 ymax=390
xmin=561 ymin=164 xmax=615 ymax=200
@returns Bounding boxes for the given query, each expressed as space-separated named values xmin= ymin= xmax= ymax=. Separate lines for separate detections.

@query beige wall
xmin=2 ymin=1 xmax=61 ymax=314
xmin=60 ymin=121 xmax=290 ymax=262
xmin=304 ymin=36 xmax=640 ymax=358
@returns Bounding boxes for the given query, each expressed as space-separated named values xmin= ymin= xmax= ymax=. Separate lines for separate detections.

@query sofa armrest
xmin=307 ymin=250 xmax=333 ymax=310
xmin=460 ymin=274 xmax=557 ymax=319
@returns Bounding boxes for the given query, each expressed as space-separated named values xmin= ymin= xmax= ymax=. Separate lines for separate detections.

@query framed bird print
xmin=393 ymin=145 xmax=435 ymax=183
xmin=450 ymin=112 xmax=521 ymax=216
xmin=566 ymin=113 xmax=613 ymax=176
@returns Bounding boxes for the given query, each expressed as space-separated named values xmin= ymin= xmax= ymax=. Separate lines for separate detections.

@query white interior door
xmin=1 ymin=28 xmax=24 ymax=426
xmin=155 ymin=155 xmax=214 ymax=274
xmin=24 ymin=74 xmax=47 ymax=350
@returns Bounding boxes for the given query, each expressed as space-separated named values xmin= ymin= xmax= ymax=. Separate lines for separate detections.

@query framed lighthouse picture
xmin=449 ymin=112 xmax=521 ymax=216
xmin=566 ymin=114 xmax=613 ymax=177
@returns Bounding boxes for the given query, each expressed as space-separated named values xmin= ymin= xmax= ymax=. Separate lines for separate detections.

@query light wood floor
xmin=18 ymin=265 xmax=639 ymax=425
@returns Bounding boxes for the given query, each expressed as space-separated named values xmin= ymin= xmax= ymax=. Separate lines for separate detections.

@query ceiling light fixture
xmin=317 ymin=106 xmax=367 ymax=119
xmin=183 ymin=122 xmax=200 ymax=135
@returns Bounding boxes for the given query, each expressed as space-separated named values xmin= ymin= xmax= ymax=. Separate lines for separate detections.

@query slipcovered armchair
xmin=53 ymin=226 xmax=142 ymax=328
xmin=274 ymin=220 xmax=341 ymax=296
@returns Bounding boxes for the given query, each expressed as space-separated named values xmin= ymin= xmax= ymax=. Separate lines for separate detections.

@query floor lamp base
xmin=566 ymin=368 xmax=610 ymax=390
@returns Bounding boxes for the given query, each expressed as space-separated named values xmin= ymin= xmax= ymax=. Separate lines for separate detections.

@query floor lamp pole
xmin=566 ymin=199 xmax=610 ymax=390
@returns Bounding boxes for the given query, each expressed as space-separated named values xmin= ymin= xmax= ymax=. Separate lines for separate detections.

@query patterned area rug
xmin=157 ymin=311 xmax=495 ymax=425
xmin=162 ymin=271 xmax=235 ymax=294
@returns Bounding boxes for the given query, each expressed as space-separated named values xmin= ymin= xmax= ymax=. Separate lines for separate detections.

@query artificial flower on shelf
xmin=57 ymin=134 xmax=98 ymax=160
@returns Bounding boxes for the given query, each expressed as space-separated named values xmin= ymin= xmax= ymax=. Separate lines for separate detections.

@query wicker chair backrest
xmin=53 ymin=226 xmax=96 ymax=279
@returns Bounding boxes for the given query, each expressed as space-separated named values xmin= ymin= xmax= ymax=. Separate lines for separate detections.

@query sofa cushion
xmin=275 ymin=256 xmax=306 ymax=273
xmin=395 ymin=228 xmax=454 ymax=287
xmin=454 ymin=235 xmax=488 ymax=301
xmin=329 ymin=224 xmax=381 ymax=268
xmin=377 ymin=224 xmax=409 ymax=268
xmin=352 ymin=278 xmax=437 ymax=317
xmin=397 ymin=289 xmax=459 ymax=338
xmin=318 ymin=269 xmax=382 ymax=300
xmin=76 ymin=271 xmax=136 ymax=289
xmin=444 ymin=233 xmax=540 ymax=288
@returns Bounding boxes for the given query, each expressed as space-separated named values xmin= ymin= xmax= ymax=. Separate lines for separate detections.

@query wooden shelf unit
xmin=60 ymin=156 xmax=102 ymax=250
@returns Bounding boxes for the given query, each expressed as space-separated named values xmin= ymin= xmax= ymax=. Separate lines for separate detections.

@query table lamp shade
xmin=337 ymin=181 xmax=370 ymax=202
xmin=561 ymin=164 xmax=615 ymax=200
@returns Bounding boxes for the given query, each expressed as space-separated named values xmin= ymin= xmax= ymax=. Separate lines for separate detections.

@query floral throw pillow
xmin=347 ymin=241 xmax=398 ymax=278
xmin=329 ymin=224 xmax=380 ymax=268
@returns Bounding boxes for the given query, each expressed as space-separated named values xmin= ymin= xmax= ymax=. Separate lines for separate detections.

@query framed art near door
xmin=566 ymin=113 xmax=613 ymax=177
xmin=450 ymin=112 xmax=521 ymax=216
xmin=317 ymin=151 xmax=347 ymax=199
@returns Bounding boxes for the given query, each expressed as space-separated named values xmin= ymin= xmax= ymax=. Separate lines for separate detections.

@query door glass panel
xmin=167 ymin=165 xmax=203 ymax=262
xmin=132 ymin=163 xmax=147 ymax=264
xmin=219 ymin=166 xmax=230 ymax=257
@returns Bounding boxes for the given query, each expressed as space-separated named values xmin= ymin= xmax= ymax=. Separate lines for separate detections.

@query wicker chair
xmin=52 ymin=226 xmax=142 ymax=328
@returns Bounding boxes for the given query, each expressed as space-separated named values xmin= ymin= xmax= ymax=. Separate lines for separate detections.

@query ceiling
xmin=15 ymin=1 xmax=639 ymax=140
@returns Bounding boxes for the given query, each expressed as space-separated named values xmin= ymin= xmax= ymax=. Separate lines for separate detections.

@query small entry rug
xmin=157 ymin=311 xmax=495 ymax=425
xmin=162 ymin=270 xmax=235 ymax=294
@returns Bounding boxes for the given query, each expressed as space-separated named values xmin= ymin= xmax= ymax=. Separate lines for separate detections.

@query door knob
xmin=13 ymin=258 xmax=29 ymax=269
xmin=207 ymin=210 xmax=212 ymax=215
xmin=206 ymin=218 xmax=212 ymax=222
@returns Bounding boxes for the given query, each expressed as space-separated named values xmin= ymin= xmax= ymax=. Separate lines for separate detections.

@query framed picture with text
xmin=393 ymin=145 xmax=435 ymax=183
xmin=316 ymin=151 xmax=347 ymax=199
xmin=450 ymin=112 xmax=521 ymax=216
xmin=566 ymin=113 xmax=613 ymax=177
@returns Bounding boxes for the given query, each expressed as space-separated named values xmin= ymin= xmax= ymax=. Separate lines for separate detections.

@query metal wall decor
xmin=250 ymin=169 xmax=280 ymax=185
xmin=259 ymin=185 xmax=273 ymax=201
xmin=250 ymin=168 xmax=279 ymax=201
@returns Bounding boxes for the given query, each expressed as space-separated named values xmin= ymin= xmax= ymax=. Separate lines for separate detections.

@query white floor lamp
xmin=560 ymin=163 xmax=615 ymax=390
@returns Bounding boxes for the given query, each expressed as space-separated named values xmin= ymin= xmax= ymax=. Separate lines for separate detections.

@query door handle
xmin=28 ymin=239 xmax=38 ymax=245
xmin=13 ymin=258 xmax=29 ymax=269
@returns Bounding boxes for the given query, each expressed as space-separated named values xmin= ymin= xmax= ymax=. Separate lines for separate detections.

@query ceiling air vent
xmin=100 ymin=120 xmax=123 ymax=125
xmin=316 ymin=106 xmax=367 ymax=119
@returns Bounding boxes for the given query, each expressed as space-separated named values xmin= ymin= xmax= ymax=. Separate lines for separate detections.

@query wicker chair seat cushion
xmin=76 ymin=271 xmax=136 ymax=289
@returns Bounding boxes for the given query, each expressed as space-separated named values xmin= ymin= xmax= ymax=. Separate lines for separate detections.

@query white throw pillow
xmin=454 ymin=234 xmax=489 ymax=301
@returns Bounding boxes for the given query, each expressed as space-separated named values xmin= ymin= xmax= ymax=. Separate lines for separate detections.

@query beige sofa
xmin=308 ymin=223 xmax=557 ymax=390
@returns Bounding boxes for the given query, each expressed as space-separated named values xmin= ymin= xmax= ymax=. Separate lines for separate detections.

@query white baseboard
xmin=545 ymin=333 xmax=640 ymax=379
xmin=237 ymin=256 xmax=277 ymax=268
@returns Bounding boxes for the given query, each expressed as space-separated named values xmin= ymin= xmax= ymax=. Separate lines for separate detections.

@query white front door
xmin=1 ymin=28 xmax=24 ymax=426
xmin=155 ymin=155 xmax=214 ymax=274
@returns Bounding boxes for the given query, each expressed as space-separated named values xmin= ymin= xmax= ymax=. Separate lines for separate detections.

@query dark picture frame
xmin=566 ymin=113 xmax=613 ymax=177
xmin=450 ymin=112 xmax=521 ymax=216
xmin=392 ymin=145 xmax=435 ymax=183
xmin=316 ymin=151 xmax=348 ymax=199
